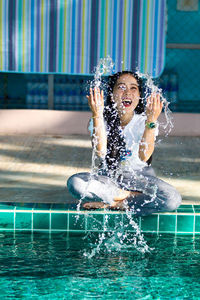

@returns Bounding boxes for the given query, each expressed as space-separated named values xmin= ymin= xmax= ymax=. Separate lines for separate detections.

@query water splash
xmin=136 ymin=70 xmax=174 ymax=139
xmin=93 ymin=56 xmax=114 ymax=88
xmin=75 ymin=56 xmax=115 ymax=219
xmin=76 ymin=58 xmax=174 ymax=257
xmin=83 ymin=210 xmax=152 ymax=259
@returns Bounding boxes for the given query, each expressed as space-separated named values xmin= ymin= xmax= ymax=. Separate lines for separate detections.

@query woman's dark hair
xmin=103 ymin=71 xmax=152 ymax=172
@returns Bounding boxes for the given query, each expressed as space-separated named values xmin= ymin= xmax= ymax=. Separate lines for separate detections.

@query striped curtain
xmin=0 ymin=0 xmax=166 ymax=77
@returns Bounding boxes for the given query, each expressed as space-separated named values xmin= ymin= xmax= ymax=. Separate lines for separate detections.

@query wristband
xmin=146 ymin=122 xmax=157 ymax=129
xmin=91 ymin=116 xmax=103 ymax=119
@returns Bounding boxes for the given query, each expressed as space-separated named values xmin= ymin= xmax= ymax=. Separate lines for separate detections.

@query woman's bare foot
xmin=109 ymin=200 xmax=126 ymax=210
xmin=83 ymin=202 xmax=109 ymax=210
xmin=114 ymin=189 xmax=142 ymax=201
xmin=83 ymin=201 xmax=125 ymax=210
xmin=114 ymin=189 xmax=131 ymax=201
xmin=82 ymin=190 xmax=142 ymax=210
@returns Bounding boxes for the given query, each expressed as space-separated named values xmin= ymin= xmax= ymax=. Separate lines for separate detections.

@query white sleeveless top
xmin=88 ymin=113 xmax=158 ymax=171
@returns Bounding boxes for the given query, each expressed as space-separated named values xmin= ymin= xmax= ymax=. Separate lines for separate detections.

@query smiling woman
xmin=112 ymin=74 xmax=140 ymax=113
xmin=67 ymin=71 xmax=182 ymax=215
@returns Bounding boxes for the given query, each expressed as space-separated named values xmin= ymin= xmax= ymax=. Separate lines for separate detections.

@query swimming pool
xmin=0 ymin=232 xmax=200 ymax=299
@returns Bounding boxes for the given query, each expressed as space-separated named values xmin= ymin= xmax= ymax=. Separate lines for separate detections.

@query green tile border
xmin=69 ymin=213 xmax=85 ymax=231
xmin=159 ymin=214 xmax=176 ymax=232
xmin=51 ymin=213 xmax=68 ymax=230
xmin=195 ymin=215 xmax=200 ymax=233
xmin=15 ymin=212 xmax=32 ymax=230
xmin=0 ymin=212 xmax=14 ymax=230
xmin=0 ymin=204 xmax=199 ymax=235
xmin=177 ymin=215 xmax=194 ymax=233
xmin=141 ymin=215 xmax=158 ymax=233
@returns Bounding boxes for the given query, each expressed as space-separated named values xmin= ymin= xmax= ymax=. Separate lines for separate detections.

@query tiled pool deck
xmin=0 ymin=203 xmax=200 ymax=235
xmin=0 ymin=135 xmax=200 ymax=235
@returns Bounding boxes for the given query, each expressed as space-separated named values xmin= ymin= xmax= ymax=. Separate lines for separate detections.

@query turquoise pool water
xmin=0 ymin=233 xmax=200 ymax=299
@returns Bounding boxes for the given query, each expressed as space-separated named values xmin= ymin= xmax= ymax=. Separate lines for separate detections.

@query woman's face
xmin=112 ymin=73 xmax=140 ymax=116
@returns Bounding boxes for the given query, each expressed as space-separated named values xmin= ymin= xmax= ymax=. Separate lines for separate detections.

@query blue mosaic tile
xmin=159 ymin=215 xmax=176 ymax=232
xmin=122 ymin=214 xmax=138 ymax=232
xmin=0 ymin=212 xmax=14 ymax=230
xmin=33 ymin=213 xmax=50 ymax=230
xmin=51 ymin=203 xmax=71 ymax=211
xmin=34 ymin=203 xmax=52 ymax=210
xmin=87 ymin=214 xmax=104 ymax=231
xmin=0 ymin=203 xmax=199 ymax=234
xmin=15 ymin=213 xmax=32 ymax=230
xmin=105 ymin=213 xmax=123 ymax=231
xmin=194 ymin=206 xmax=200 ymax=214
xmin=141 ymin=215 xmax=158 ymax=232
xmin=177 ymin=215 xmax=194 ymax=233
xmin=0 ymin=204 xmax=15 ymax=210
xmin=177 ymin=205 xmax=194 ymax=213
xmin=51 ymin=213 xmax=68 ymax=230
xmin=195 ymin=216 xmax=200 ymax=233
xmin=69 ymin=213 xmax=85 ymax=231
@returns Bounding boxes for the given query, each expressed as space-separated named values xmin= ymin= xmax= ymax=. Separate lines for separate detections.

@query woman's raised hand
xmin=86 ymin=87 xmax=104 ymax=117
xmin=146 ymin=93 xmax=163 ymax=122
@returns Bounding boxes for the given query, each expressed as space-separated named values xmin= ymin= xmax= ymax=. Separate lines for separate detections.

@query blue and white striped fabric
xmin=0 ymin=0 xmax=166 ymax=77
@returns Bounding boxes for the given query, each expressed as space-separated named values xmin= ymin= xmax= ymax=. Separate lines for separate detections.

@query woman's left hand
xmin=146 ymin=93 xmax=163 ymax=122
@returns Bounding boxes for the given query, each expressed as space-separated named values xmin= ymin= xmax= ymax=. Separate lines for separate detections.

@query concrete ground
xmin=0 ymin=134 xmax=199 ymax=205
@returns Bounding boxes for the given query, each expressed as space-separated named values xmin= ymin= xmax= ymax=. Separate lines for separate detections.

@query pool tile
xmin=15 ymin=213 xmax=32 ymax=230
xmin=0 ymin=204 xmax=15 ymax=210
xmin=87 ymin=214 xmax=104 ymax=231
xmin=141 ymin=215 xmax=158 ymax=232
xmin=159 ymin=215 xmax=176 ymax=232
xmin=177 ymin=215 xmax=194 ymax=233
xmin=51 ymin=203 xmax=70 ymax=211
xmin=34 ymin=203 xmax=52 ymax=210
xmin=51 ymin=213 xmax=68 ymax=230
xmin=194 ymin=206 xmax=200 ymax=213
xmin=0 ymin=203 xmax=200 ymax=234
xmin=0 ymin=202 xmax=15 ymax=208
xmin=123 ymin=214 xmax=138 ymax=232
xmin=15 ymin=203 xmax=35 ymax=209
xmin=68 ymin=203 xmax=79 ymax=210
xmin=105 ymin=214 xmax=123 ymax=231
xmin=69 ymin=213 xmax=85 ymax=231
xmin=177 ymin=205 xmax=193 ymax=209
xmin=69 ymin=231 xmax=86 ymax=237
xmin=177 ymin=205 xmax=194 ymax=213
xmin=0 ymin=212 xmax=14 ymax=229
xmin=16 ymin=203 xmax=34 ymax=212
xmin=195 ymin=216 xmax=200 ymax=233
xmin=33 ymin=213 xmax=50 ymax=230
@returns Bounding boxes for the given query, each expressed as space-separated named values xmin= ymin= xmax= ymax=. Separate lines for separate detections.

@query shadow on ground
xmin=0 ymin=134 xmax=199 ymax=204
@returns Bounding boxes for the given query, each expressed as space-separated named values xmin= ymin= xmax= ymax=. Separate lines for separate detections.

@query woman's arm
xmin=139 ymin=93 xmax=163 ymax=162
xmin=87 ymin=87 xmax=107 ymax=158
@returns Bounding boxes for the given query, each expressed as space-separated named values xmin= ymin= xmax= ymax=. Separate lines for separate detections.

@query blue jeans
xmin=67 ymin=167 xmax=182 ymax=216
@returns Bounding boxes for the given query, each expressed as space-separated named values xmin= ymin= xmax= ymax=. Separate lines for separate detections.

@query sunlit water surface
xmin=0 ymin=233 xmax=200 ymax=299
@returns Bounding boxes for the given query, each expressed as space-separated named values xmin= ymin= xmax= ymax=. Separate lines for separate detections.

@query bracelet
xmin=146 ymin=122 xmax=157 ymax=129
xmin=91 ymin=116 xmax=103 ymax=119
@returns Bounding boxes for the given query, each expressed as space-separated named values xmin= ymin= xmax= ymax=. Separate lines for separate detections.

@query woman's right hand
xmin=86 ymin=87 xmax=104 ymax=117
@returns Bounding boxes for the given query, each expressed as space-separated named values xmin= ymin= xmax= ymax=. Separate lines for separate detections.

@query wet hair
xmin=103 ymin=71 xmax=152 ymax=172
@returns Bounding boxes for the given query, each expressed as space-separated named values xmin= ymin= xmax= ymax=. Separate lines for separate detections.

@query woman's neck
xmin=120 ymin=111 xmax=134 ymax=128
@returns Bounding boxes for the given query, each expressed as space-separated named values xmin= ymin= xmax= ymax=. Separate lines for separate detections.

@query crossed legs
xmin=67 ymin=170 xmax=182 ymax=216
